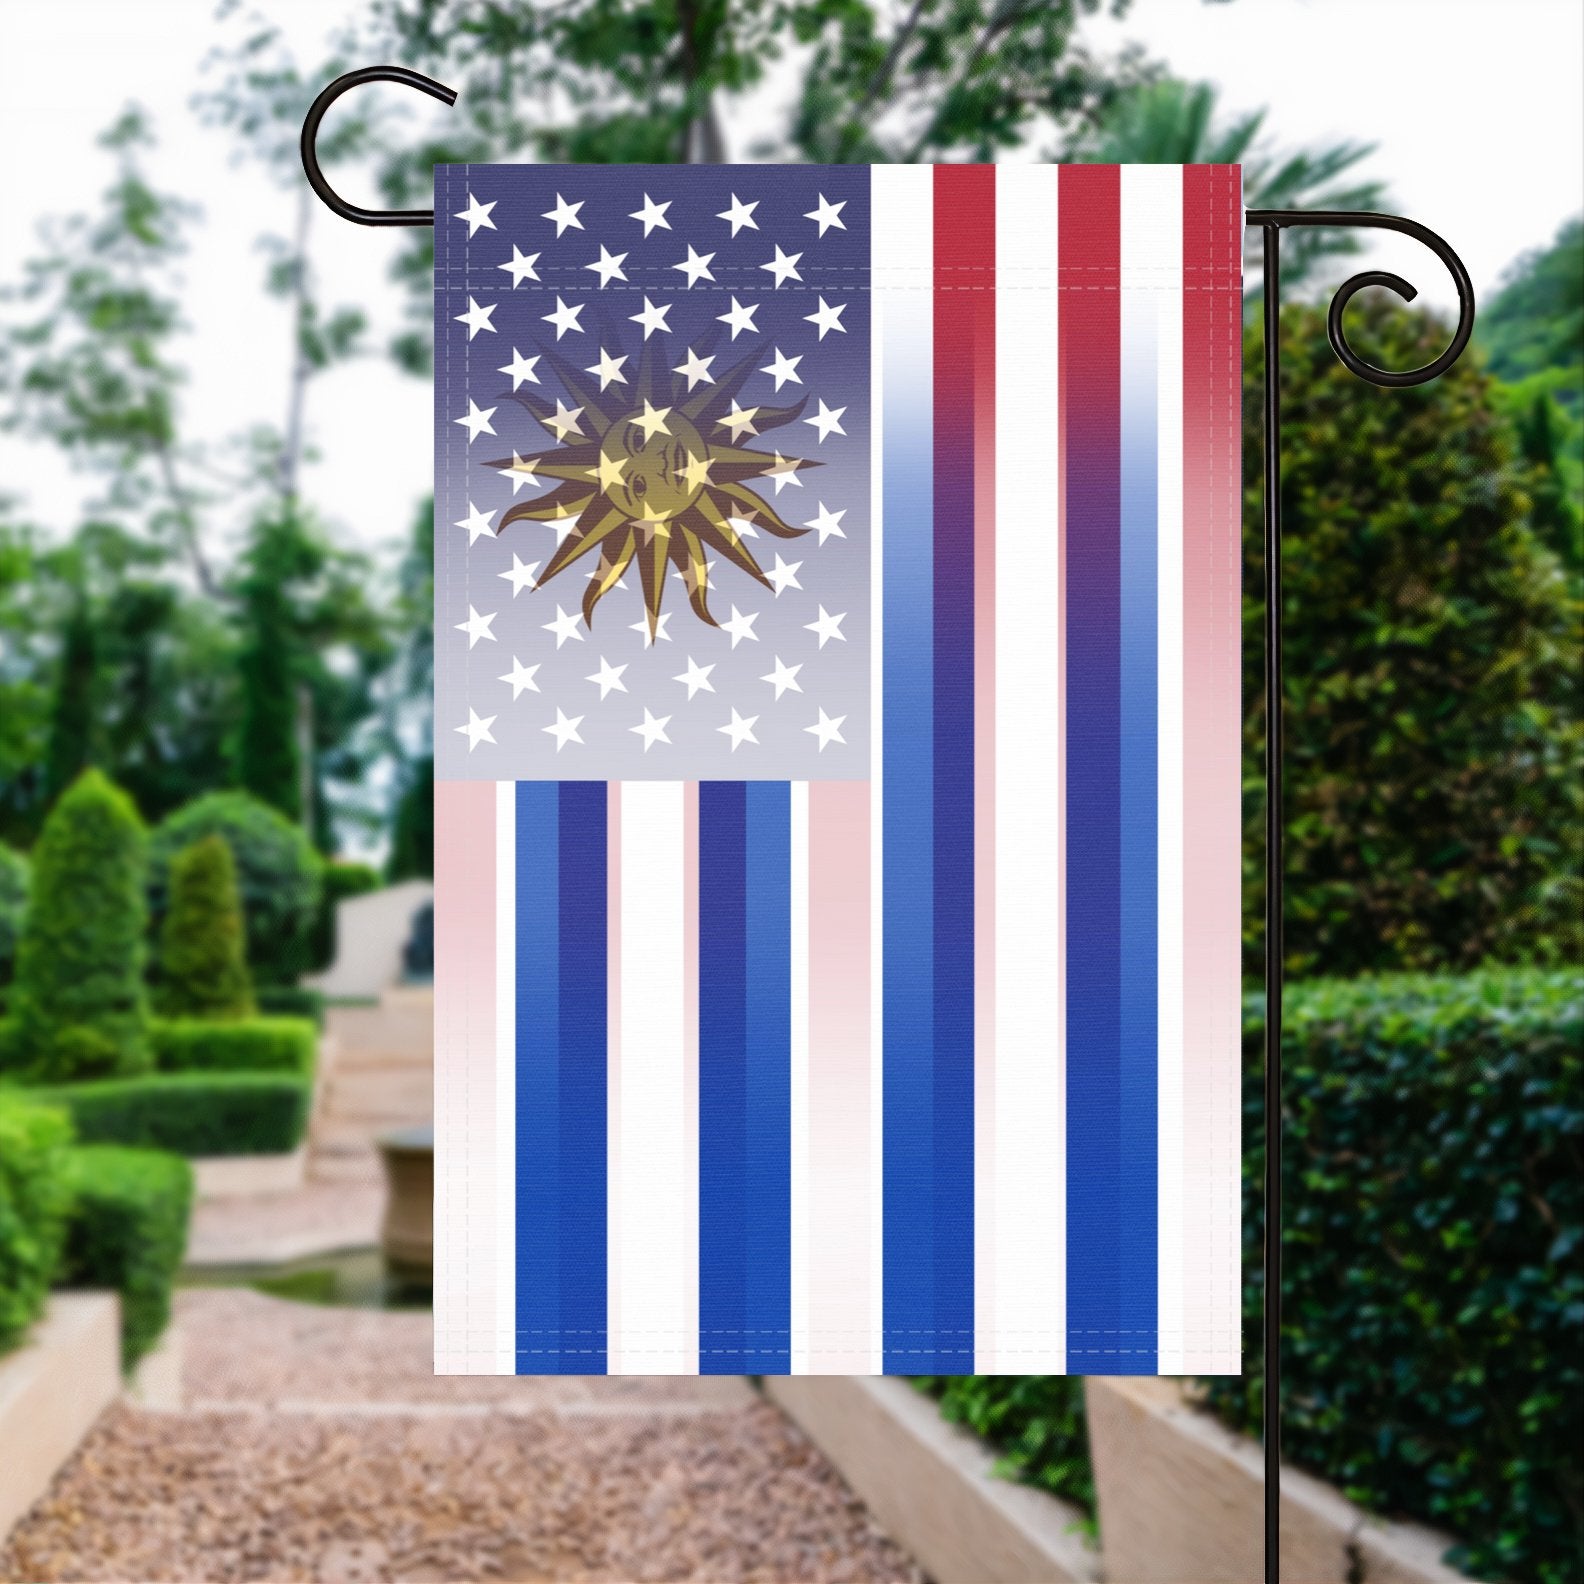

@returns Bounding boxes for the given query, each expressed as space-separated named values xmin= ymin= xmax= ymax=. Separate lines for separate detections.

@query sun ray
xmin=499 ymin=485 xmax=597 ymax=529
xmin=537 ymin=504 xmax=630 ymax=584
xmin=582 ymin=529 xmax=638 ymax=627
xmin=711 ymin=481 xmax=808 ymax=540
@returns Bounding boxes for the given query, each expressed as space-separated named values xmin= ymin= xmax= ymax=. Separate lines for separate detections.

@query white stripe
xmin=494 ymin=782 xmax=517 ymax=1376
xmin=614 ymin=780 xmax=696 ymax=1372
xmin=991 ymin=164 xmax=1065 ymax=1374
xmin=788 ymin=781 xmax=811 ymax=1374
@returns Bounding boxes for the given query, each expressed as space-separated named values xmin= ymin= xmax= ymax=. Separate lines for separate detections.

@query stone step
xmin=322 ymin=1069 xmax=432 ymax=1120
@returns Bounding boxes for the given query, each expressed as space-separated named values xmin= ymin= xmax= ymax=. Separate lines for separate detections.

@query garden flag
xmin=432 ymin=162 xmax=1243 ymax=1376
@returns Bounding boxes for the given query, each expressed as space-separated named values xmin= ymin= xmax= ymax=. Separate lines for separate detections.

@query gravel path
xmin=1 ymin=1292 xmax=923 ymax=1584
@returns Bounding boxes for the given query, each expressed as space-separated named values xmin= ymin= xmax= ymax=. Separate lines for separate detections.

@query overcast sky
xmin=1 ymin=0 xmax=1580 ymax=562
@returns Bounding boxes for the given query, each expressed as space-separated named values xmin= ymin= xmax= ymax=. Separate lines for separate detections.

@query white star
xmin=629 ymin=610 xmax=673 ymax=645
xmin=586 ymin=655 xmax=629 ymax=699
xmin=763 ymin=451 xmax=805 ymax=494
xmin=716 ymin=193 xmax=760 ymax=235
xmin=454 ymin=707 xmax=496 ymax=751
xmin=760 ymin=244 xmax=803 ymax=287
xmin=454 ymin=398 xmax=497 ymax=442
xmin=499 ymin=656 xmax=541 ymax=699
xmin=498 ymin=553 xmax=540 ymax=595
xmin=542 ymin=707 xmax=584 ymax=751
xmin=672 ymin=244 xmax=716 ymax=287
xmin=585 ymin=347 xmax=629 ymax=390
xmin=543 ymin=399 xmax=585 ymax=441
xmin=674 ymin=656 xmax=716 ymax=698
xmin=804 ymin=707 xmax=847 ymax=751
xmin=495 ymin=452 xmax=541 ymax=494
xmin=766 ymin=553 xmax=803 ymax=595
xmin=541 ymin=295 xmax=585 ymax=339
xmin=629 ymin=192 xmax=672 ymax=235
xmin=673 ymin=346 xmax=715 ymax=390
xmin=497 ymin=245 xmax=540 ymax=286
xmin=759 ymin=347 xmax=803 ymax=390
xmin=454 ymin=502 xmax=494 ymax=545
xmin=803 ymin=398 xmax=847 ymax=442
xmin=804 ymin=193 xmax=847 ymax=236
xmin=630 ymin=708 xmax=672 ymax=752
xmin=716 ymin=295 xmax=760 ymax=339
xmin=729 ymin=512 xmax=760 ymax=539
xmin=717 ymin=402 xmax=759 ymax=440
xmin=628 ymin=295 xmax=672 ymax=339
xmin=633 ymin=401 xmax=672 ymax=440
xmin=454 ymin=192 xmax=496 ymax=236
xmin=720 ymin=605 xmax=760 ymax=648
xmin=499 ymin=347 xmax=541 ymax=389
xmin=542 ymin=193 xmax=585 ymax=236
xmin=804 ymin=295 xmax=848 ymax=339
xmin=761 ymin=655 xmax=803 ymax=699
xmin=542 ymin=604 xmax=585 ymax=647
xmin=454 ymin=296 xmax=497 ymax=339
xmin=549 ymin=515 xmax=581 ymax=545
xmin=806 ymin=501 xmax=847 ymax=544
xmin=717 ymin=707 xmax=759 ymax=751
xmin=455 ymin=604 xmax=498 ymax=648
xmin=581 ymin=246 xmax=626 ymax=289
xmin=804 ymin=605 xmax=847 ymax=648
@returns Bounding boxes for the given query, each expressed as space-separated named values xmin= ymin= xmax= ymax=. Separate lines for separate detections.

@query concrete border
xmin=192 ymin=1144 xmax=307 ymax=1199
xmin=0 ymin=1293 xmax=120 ymax=1543
xmin=766 ymin=1376 xmax=1098 ymax=1584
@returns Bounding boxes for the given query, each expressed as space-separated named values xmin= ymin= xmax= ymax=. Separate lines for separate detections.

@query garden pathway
xmin=1 ymin=1288 xmax=923 ymax=1583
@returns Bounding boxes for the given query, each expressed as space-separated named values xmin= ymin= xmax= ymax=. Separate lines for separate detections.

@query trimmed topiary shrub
xmin=1209 ymin=970 xmax=1583 ymax=1584
xmin=149 ymin=791 xmax=324 ymax=987
xmin=0 ymin=1094 xmax=72 ymax=1353
xmin=155 ymin=835 xmax=255 ymax=1019
xmin=253 ymin=985 xmax=326 ymax=1028
xmin=28 ymin=1072 xmax=312 ymax=1157
xmin=8 ymin=769 xmax=151 ymax=1079
xmin=151 ymin=1015 xmax=316 ymax=1076
xmin=57 ymin=1144 xmax=192 ymax=1369
xmin=0 ymin=842 xmax=27 ymax=991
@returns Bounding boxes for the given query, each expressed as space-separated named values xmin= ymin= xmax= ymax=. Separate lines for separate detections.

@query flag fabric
xmin=433 ymin=162 xmax=1243 ymax=1377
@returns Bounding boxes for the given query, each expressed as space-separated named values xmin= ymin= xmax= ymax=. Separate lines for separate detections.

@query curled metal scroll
xmin=1246 ymin=208 xmax=1476 ymax=386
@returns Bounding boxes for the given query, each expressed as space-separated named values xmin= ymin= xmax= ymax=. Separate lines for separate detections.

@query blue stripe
xmin=556 ymin=782 xmax=608 ymax=1374
xmin=1119 ymin=304 xmax=1159 ymax=1373
xmin=882 ymin=314 xmax=940 ymax=1373
xmin=515 ymin=782 xmax=560 ymax=1371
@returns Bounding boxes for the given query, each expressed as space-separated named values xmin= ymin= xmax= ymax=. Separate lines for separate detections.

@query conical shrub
xmin=156 ymin=835 xmax=255 ymax=1020
xmin=10 ymin=769 xmax=151 ymax=1079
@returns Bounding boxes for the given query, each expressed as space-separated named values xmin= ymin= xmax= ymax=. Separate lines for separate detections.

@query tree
xmin=0 ymin=843 xmax=28 ymax=990
xmin=9 ymin=770 xmax=152 ymax=1079
xmin=41 ymin=585 xmax=98 ymax=805
xmin=388 ymin=756 xmax=433 ymax=882
xmin=1242 ymin=296 xmax=1582 ymax=980
xmin=156 ymin=835 xmax=255 ymax=1020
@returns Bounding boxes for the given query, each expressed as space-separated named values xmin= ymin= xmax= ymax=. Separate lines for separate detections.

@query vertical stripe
xmin=1062 ymin=162 xmax=1125 ymax=1374
xmin=788 ymin=783 xmax=811 ymax=1374
xmin=557 ymin=783 xmax=608 ymax=1371
xmin=1119 ymin=167 xmax=1162 ymax=1374
xmin=605 ymin=784 xmax=622 ymax=1372
xmin=992 ymin=164 xmax=1065 ymax=1374
xmin=876 ymin=165 xmax=941 ymax=1373
xmin=614 ymin=780 xmax=696 ymax=1372
xmin=494 ymin=784 xmax=517 ymax=1375
xmin=682 ymin=782 xmax=701 ymax=1365
xmin=515 ymin=782 xmax=560 ymax=1369
xmin=433 ymin=780 xmax=496 ymax=1374
xmin=1151 ymin=169 xmax=1188 ymax=1377
xmin=807 ymin=781 xmax=873 ymax=1372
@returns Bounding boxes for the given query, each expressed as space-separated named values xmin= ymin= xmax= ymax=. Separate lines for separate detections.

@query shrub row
xmin=151 ymin=1015 xmax=317 ymax=1076
xmin=0 ymin=1095 xmax=72 ymax=1351
xmin=27 ymin=1072 xmax=312 ymax=1157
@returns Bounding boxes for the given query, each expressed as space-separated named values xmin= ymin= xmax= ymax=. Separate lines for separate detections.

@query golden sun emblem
xmin=485 ymin=342 xmax=820 ymax=638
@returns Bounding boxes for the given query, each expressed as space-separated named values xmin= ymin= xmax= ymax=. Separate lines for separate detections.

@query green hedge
xmin=26 ymin=1072 xmax=311 ymax=1157
xmin=0 ymin=1095 xmax=72 ymax=1353
xmin=1208 ymin=970 xmax=1583 ymax=1584
xmin=254 ymin=986 xmax=326 ymax=1028
xmin=57 ymin=1145 xmax=191 ymax=1369
xmin=151 ymin=1016 xmax=316 ymax=1077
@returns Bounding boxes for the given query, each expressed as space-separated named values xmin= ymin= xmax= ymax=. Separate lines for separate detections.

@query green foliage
xmin=307 ymin=859 xmax=383 ymax=972
xmin=234 ymin=516 xmax=309 ymax=823
xmin=150 ymin=791 xmax=324 ymax=986
xmin=252 ymin=986 xmax=326 ymax=1028
xmin=152 ymin=1015 xmax=316 ymax=1076
xmin=389 ymin=757 xmax=434 ymax=882
xmin=1243 ymin=298 xmax=1583 ymax=980
xmin=9 ymin=769 xmax=151 ymax=1079
xmin=0 ymin=842 xmax=27 ymax=988
xmin=0 ymin=1095 xmax=72 ymax=1353
xmin=57 ymin=1144 xmax=191 ymax=1369
xmin=43 ymin=592 xmax=98 ymax=804
xmin=914 ymin=1375 xmax=1095 ymax=1526
xmin=1207 ymin=971 xmax=1583 ymax=1584
xmin=156 ymin=836 xmax=254 ymax=1019
xmin=27 ymin=1071 xmax=312 ymax=1157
